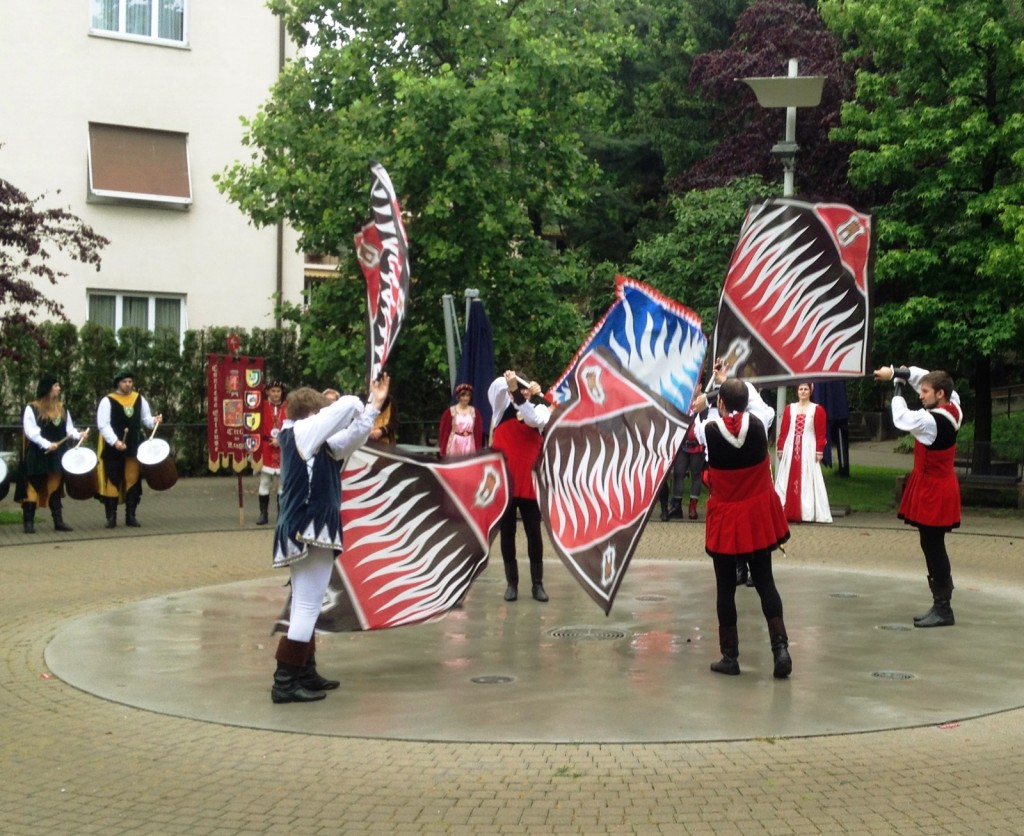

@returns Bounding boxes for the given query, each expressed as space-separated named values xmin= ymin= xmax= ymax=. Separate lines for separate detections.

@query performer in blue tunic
xmin=270 ymin=374 xmax=390 ymax=704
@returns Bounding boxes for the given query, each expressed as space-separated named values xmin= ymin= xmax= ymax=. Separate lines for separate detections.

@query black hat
xmin=113 ymin=368 xmax=134 ymax=386
xmin=36 ymin=374 xmax=59 ymax=399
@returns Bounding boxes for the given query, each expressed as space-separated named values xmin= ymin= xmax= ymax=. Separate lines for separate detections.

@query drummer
xmin=16 ymin=374 xmax=89 ymax=534
xmin=96 ymin=369 xmax=162 ymax=529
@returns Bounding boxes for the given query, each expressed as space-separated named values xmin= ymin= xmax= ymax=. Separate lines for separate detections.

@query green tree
xmin=218 ymin=0 xmax=635 ymax=424
xmin=627 ymin=175 xmax=778 ymax=325
xmin=821 ymin=0 xmax=1024 ymax=463
xmin=678 ymin=0 xmax=857 ymax=202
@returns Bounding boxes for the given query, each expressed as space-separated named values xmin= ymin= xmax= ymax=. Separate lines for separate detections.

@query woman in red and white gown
xmin=774 ymin=382 xmax=832 ymax=523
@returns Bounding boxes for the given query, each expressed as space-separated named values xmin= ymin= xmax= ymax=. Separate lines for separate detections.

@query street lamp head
xmin=738 ymin=76 xmax=825 ymax=108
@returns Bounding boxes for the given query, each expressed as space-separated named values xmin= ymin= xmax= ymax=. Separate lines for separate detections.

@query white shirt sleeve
xmin=97 ymin=397 xmax=117 ymax=445
xmin=65 ymin=410 xmax=82 ymax=440
xmin=745 ymin=382 xmax=774 ymax=434
xmin=292 ymin=396 xmax=376 ymax=461
xmin=23 ymin=406 xmax=48 ymax=449
xmin=516 ymin=399 xmax=550 ymax=430
xmin=140 ymin=396 xmax=156 ymax=430
xmin=890 ymin=366 xmax=960 ymax=446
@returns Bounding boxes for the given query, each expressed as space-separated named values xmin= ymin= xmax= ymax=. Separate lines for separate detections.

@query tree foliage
xmin=0 ymin=174 xmax=108 ymax=361
xmin=677 ymin=0 xmax=857 ymax=202
xmin=219 ymin=0 xmax=639 ymax=423
xmin=821 ymin=0 xmax=1024 ymax=448
xmin=627 ymin=175 xmax=777 ymax=326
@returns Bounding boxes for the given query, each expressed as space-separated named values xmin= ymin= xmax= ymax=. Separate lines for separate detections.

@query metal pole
xmin=776 ymin=58 xmax=800 ymax=458
xmin=464 ymin=288 xmax=480 ymax=328
xmin=441 ymin=294 xmax=460 ymax=392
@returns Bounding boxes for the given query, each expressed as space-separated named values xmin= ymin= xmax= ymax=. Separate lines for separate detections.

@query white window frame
xmin=88 ymin=291 xmax=188 ymax=341
xmin=89 ymin=0 xmax=190 ymax=48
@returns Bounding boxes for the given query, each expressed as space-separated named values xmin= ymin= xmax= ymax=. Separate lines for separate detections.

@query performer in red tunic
xmin=874 ymin=364 xmax=962 ymax=627
xmin=488 ymin=370 xmax=551 ymax=603
xmin=694 ymin=378 xmax=792 ymax=678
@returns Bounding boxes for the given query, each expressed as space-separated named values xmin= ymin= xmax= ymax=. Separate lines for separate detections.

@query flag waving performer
xmin=874 ymin=364 xmax=962 ymax=628
xmin=354 ymin=161 xmax=411 ymax=387
xmin=692 ymin=375 xmax=791 ymax=678
xmin=270 ymin=376 xmax=391 ymax=704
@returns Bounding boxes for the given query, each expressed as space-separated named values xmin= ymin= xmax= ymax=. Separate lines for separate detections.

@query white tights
xmin=286 ymin=546 xmax=336 ymax=642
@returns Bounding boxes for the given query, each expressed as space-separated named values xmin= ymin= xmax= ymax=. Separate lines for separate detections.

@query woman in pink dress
xmin=439 ymin=383 xmax=483 ymax=456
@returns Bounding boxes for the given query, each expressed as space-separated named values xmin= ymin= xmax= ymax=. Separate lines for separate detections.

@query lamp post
xmin=739 ymin=58 xmax=825 ymax=454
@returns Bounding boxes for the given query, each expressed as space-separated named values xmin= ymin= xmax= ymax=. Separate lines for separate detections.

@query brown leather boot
xmin=299 ymin=635 xmax=340 ymax=691
xmin=271 ymin=637 xmax=326 ymax=704
xmin=710 ymin=625 xmax=740 ymax=675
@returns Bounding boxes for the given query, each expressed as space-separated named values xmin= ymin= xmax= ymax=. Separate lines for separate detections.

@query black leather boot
xmin=104 ymin=498 xmax=118 ymax=529
xmin=256 ymin=494 xmax=270 ymax=526
xmin=272 ymin=637 xmax=326 ymax=704
xmin=23 ymin=502 xmax=37 ymax=534
xmin=50 ymin=496 xmax=73 ymax=532
xmin=125 ymin=496 xmax=141 ymax=527
xmin=299 ymin=636 xmax=340 ymax=691
xmin=710 ymin=626 xmax=740 ymax=675
xmin=915 ymin=577 xmax=954 ymax=628
xmin=768 ymin=616 xmax=792 ymax=678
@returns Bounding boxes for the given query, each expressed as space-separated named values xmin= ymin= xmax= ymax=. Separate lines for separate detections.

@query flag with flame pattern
xmin=354 ymin=162 xmax=410 ymax=387
xmin=536 ymin=348 xmax=693 ymax=615
xmin=273 ymin=444 xmax=509 ymax=633
xmin=712 ymin=198 xmax=874 ymax=384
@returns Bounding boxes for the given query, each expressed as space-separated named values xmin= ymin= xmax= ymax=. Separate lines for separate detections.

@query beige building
xmin=0 ymin=1 xmax=306 ymax=339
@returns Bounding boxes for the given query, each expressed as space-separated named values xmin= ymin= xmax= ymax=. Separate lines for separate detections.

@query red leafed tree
xmin=0 ymin=175 xmax=108 ymax=361
xmin=674 ymin=0 xmax=857 ymax=203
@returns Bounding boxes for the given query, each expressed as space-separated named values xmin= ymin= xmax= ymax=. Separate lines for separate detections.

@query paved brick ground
xmin=2 ymin=466 xmax=1023 ymax=834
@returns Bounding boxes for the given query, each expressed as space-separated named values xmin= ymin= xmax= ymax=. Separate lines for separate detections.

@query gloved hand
xmin=893 ymin=366 xmax=910 ymax=397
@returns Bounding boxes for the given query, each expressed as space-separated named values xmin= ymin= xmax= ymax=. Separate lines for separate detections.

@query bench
xmin=895 ymin=473 xmax=1024 ymax=510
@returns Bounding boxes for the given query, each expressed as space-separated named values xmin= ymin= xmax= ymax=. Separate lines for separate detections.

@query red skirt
xmin=705 ymin=462 xmax=790 ymax=559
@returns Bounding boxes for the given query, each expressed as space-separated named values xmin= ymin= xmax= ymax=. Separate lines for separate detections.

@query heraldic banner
xmin=206 ymin=353 xmax=265 ymax=473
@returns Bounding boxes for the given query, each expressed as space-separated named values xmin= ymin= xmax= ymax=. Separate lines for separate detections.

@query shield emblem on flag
xmin=244 ymin=413 xmax=261 ymax=431
xmin=246 ymin=369 xmax=263 ymax=388
xmin=245 ymin=391 xmax=261 ymax=409
xmin=244 ymin=435 xmax=261 ymax=452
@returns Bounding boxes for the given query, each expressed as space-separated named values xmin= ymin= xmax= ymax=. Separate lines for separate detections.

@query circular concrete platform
xmin=46 ymin=560 xmax=1024 ymax=743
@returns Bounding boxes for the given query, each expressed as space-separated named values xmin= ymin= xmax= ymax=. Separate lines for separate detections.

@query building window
xmin=89 ymin=292 xmax=186 ymax=339
xmin=87 ymin=123 xmax=192 ymax=207
xmin=91 ymin=0 xmax=187 ymax=45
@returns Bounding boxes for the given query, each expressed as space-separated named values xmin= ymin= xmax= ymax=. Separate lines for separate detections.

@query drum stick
xmin=45 ymin=435 xmax=71 ymax=453
xmin=148 ymin=423 xmax=159 ymax=441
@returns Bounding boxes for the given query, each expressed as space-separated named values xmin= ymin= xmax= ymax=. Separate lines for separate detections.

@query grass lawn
xmin=823 ymin=464 xmax=903 ymax=513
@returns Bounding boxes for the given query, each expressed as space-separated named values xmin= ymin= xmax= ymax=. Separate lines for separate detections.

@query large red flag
xmin=536 ymin=348 xmax=690 ymax=615
xmin=273 ymin=444 xmax=509 ymax=632
xmin=712 ymin=198 xmax=874 ymax=384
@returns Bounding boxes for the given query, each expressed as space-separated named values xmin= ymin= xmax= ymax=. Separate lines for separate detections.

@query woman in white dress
xmin=774 ymin=382 xmax=832 ymax=523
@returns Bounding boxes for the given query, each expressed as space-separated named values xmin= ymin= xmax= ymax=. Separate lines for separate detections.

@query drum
xmin=137 ymin=438 xmax=178 ymax=491
xmin=62 ymin=447 xmax=99 ymax=501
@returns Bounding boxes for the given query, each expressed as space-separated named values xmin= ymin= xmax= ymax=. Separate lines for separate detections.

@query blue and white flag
xmin=548 ymin=275 xmax=707 ymax=417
